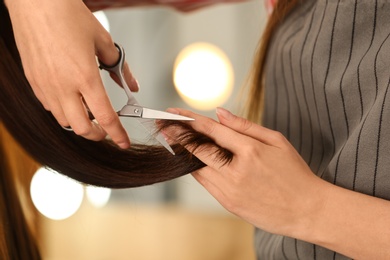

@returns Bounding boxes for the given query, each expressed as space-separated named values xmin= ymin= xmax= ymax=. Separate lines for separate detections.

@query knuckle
xmin=32 ymin=90 xmax=46 ymax=105
xmin=238 ymin=117 xmax=253 ymax=132
xmin=24 ymin=70 xmax=40 ymax=89
xmin=223 ymin=199 xmax=236 ymax=213
xmin=224 ymin=193 xmax=241 ymax=214
xmin=240 ymin=142 xmax=259 ymax=157
xmin=199 ymin=118 xmax=217 ymax=136
xmin=272 ymin=131 xmax=287 ymax=143
xmin=56 ymin=118 xmax=69 ymax=127
xmin=78 ymin=72 xmax=97 ymax=89
xmin=42 ymin=103 xmax=50 ymax=111
xmin=23 ymin=69 xmax=34 ymax=82
xmin=77 ymin=76 xmax=101 ymax=94
xmin=48 ymin=107 xmax=66 ymax=122
xmin=72 ymin=124 xmax=93 ymax=136
xmin=96 ymin=113 xmax=118 ymax=127
xmin=100 ymin=33 xmax=114 ymax=48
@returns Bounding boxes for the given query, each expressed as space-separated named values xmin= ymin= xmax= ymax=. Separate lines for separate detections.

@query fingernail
xmin=118 ymin=142 xmax=130 ymax=149
xmin=131 ymin=78 xmax=140 ymax=92
xmin=216 ymin=107 xmax=234 ymax=120
xmin=167 ymin=108 xmax=180 ymax=114
xmin=159 ymin=129 xmax=171 ymax=142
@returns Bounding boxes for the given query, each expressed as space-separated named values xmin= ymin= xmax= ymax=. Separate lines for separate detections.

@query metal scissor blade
xmin=137 ymin=119 xmax=175 ymax=155
xmin=141 ymin=108 xmax=194 ymax=121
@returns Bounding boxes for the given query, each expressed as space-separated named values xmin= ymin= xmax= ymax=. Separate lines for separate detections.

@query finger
xmin=215 ymin=107 xmax=285 ymax=146
xmin=43 ymin=96 xmax=70 ymax=127
xmin=123 ymin=62 xmax=139 ymax=92
xmin=80 ymin=77 xmax=130 ymax=148
xmin=62 ymin=95 xmax=107 ymax=141
xmin=191 ymin=168 xmax=228 ymax=203
xmin=164 ymin=108 xmax=251 ymax=169
xmin=50 ymin=107 xmax=70 ymax=128
xmin=161 ymin=121 xmax=230 ymax=170
xmin=25 ymin=73 xmax=54 ymax=112
xmin=95 ymin=33 xmax=139 ymax=92
xmin=108 ymin=62 xmax=139 ymax=92
xmin=95 ymin=31 xmax=119 ymax=67
xmin=167 ymin=108 xmax=256 ymax=152
xmin=30 ymin=86 xmax=50 ymax=110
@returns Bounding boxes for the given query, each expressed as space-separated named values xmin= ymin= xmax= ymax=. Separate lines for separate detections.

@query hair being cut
xmin=0 ymin=2 xmax=234 ymax=189
xmin=0 ymin=0 xmax=299 ymax=259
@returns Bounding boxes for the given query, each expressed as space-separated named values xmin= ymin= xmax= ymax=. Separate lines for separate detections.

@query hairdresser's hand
xmin=5 ymin=0 xmax=138 ymax=149
xmin=85 ymin=0 xmax=245 ymax=13
xmin=165 ymin=108 xmax=332 ymax=238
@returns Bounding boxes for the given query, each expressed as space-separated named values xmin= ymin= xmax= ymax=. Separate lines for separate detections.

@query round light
xmin=30 ymin=167 xmax=84 ymax=220
xmin=86 ymin=186 xmax=111 ymax=208
xmin=93 ymin=11 xmax=110 ymax=32
xmin=173 ymin=42 xmax=234 ymax=111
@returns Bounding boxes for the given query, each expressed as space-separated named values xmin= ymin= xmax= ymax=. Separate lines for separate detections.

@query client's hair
xmin=0 ymin=125 xmax=41 ymax=260
xmin=0 ymin=0 xmax=299 ymax=258
xmin=0 ymin=2 xmax=234 ymax=189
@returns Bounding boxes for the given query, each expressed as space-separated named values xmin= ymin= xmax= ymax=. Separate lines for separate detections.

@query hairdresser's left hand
xmin=166 ymin=108 xmax=332 ymax=238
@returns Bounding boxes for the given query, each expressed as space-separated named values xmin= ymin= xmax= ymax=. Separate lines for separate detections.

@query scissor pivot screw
xmin=134 ymin=108 xmax=140 ymax=114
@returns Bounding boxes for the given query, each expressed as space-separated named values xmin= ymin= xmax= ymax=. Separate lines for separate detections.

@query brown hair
xmin=0 ymin=125 xmax=41 ymax=260
xmin=0 ymin=2 xmax=234 ymax=189
xmin=0 ymin=0 xmax=299 ymax=258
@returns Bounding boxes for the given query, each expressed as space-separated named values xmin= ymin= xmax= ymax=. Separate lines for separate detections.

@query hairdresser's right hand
xmin=5 ymin=0 xmax=138 ymax=149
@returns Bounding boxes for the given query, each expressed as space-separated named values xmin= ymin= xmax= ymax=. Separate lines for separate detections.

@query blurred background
xmin=31 ymin=1 xmax=267 ymax=259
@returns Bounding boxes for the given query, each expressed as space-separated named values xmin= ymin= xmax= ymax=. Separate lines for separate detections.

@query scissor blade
xmin=153 ymin=131 xmax=175 ymax=155
xmin=141 ymin=108 xmax=194 ymax=121
xmin=137 ymin=119 xmax=175 ymax=155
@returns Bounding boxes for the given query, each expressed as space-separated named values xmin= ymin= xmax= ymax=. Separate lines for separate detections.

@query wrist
xmin=288 ymin=176 xmax=334 ymax=243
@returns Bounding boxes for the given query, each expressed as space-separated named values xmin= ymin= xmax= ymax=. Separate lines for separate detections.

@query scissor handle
xmin=98 ymin=43 xmax=137 ymax=105
xmin=98 ymin=43 xmax=124 ymax=71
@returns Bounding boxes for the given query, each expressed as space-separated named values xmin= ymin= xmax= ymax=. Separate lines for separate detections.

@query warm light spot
xmin=86 ymin=186 xmax=111 ymax=208
xmin=30 ymin=167 xmax=84 ymax=220
xmin=173 ymin=42 xmax=234 ymax=110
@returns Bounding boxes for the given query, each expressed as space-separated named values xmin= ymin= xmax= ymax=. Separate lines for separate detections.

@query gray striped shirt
xmin=256 ymin=0 xmax=390 ymax=259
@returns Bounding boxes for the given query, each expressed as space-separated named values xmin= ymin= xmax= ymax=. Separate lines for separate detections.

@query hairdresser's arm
xmin=166 ymin=108 xmax=390 ymax=259
xmin=4 ymin=0 xmax=138 ymax=148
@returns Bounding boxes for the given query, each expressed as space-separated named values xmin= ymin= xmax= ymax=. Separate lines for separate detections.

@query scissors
xmin=64 ymin=43 xmax=193 ymax=155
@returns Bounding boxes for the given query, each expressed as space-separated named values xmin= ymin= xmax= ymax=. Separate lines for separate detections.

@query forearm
xmin=301 ymin=182 xmax=390 ymax=259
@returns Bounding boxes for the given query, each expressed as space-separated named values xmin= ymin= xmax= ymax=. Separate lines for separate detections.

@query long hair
xmin=0 ymin=0 xmax=299 ymax=258
xmin=244 ymin=0 xmax=299 ymax=123
xmin=0 ymin=126 xmax=41 ymax=259
xmin=0 ymin=2 xmax=233 ymax=189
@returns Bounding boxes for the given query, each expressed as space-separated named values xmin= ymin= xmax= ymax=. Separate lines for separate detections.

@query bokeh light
xmin=173 ymin=42 xmax=234 ymax=110
xmin=30 ymin=167 xmax=84 ymax=220
xmin=86 ymin=185 xmax=111 ymax=208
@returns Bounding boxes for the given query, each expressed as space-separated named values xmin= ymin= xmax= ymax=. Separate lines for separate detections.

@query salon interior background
xmin=105 ymin=0 xmax=264 ymax=208
xmin=32 ymin=1 xmax=266 ymax=259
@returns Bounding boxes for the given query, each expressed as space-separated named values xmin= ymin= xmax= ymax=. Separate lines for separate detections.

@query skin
xmin=5 ymin=0 xmax=139 ymax=149
xmin=7 ymin=0 xmax=389 ymax=257
xmin=166 ymin=107 xmax=390 ymax=259
xmin=4 ymin=0 xmax=241 ymax=149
